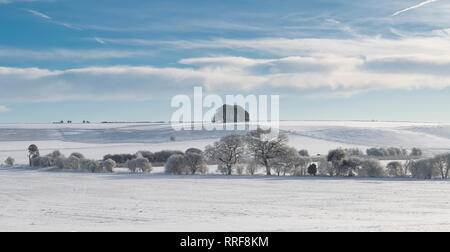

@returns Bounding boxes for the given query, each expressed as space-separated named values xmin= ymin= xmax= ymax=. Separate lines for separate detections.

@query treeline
xmin=3 ymin=130 xmax=449 ymax=180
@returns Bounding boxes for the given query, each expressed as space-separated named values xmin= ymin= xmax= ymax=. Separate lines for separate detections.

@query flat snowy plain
xmin=0 ymin=121 xmax=449 ymax=231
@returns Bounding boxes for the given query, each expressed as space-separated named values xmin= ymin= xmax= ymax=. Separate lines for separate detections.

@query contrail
xmin=392 ymin=0 xmax=439 ymax=16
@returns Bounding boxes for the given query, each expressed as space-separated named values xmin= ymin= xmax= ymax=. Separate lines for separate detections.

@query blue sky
xmin=1 ymin=0 xmax=450 ymax=123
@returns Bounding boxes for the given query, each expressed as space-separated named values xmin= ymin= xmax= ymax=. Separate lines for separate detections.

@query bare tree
xmin=433 ymin=154 xmax=450 ymax=179
xmin=245 ymin=128 xmax=288 ymax=176
xmin=294 ymin=156 xmax=312 ymax=176
xmin=204 ymin=134 xmax=245 ymax=175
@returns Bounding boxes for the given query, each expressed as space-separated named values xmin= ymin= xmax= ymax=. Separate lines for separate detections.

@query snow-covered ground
xmin=0 ymin=166 xmax=449 ymax=232
xmin=1 ymin=121 xmax=450 ymax=232
xmin=1 ymin=121 xmax=450 ymax=164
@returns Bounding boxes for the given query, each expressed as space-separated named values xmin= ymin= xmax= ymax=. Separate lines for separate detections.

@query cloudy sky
xmin=1 ymin=0 xmax=450 ymax=123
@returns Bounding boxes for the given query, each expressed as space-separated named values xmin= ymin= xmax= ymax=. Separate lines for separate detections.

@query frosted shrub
xmin=165 ymin=154 xmax=187 ymax=175
xmin=101 ymin=158 xmax=116 ymax=173
xmin=410 ymin=159 xmax=438 ymax=179
xmin=31 ymin=156 xmax=41 ymax=167
xmin=54 ymin=156 xmax=66 ymax=169
xmin=318 ymin=158 xmax=334 ymax=176
xmin=81 ymin=159 xmax=101 ymax=173
xmin=127 ymin=157 xmax=152 ymax=173
xmin=235 ymin=164 xmax=245 ymax=175
xmin=5 ymin=157 xmax=15 ymax=166
xmin=359 ymin=159 xmax=385 ymax=178
xmin=184 ymin=148 xmax=208 ymax=175
xmin=387 ymin=161 xmax=404 ymax=177
xmin=39 ymin=156 xmax=54 ymax=168
xmin=64 ymin=156 xmax=81 ymax=170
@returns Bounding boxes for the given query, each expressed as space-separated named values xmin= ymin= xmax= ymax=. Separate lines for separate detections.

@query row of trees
xmin=366 ymin=147 xmax=422 ymax=158
xmin=2 ymin=132 xmax=448 ymax=180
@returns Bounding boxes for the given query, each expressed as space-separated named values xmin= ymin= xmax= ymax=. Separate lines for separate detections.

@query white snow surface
xmin=1 ymin=121 xmax=450 ymax=231
xmin=0 ymin=167 xmax=449 ymax=232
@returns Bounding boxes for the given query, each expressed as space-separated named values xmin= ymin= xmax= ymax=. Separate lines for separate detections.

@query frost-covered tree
xmin=81 ymin=159 xmax=101 ymax=173
xmin=137 ymin=151 xmax=156 ymax=162
xmin=386 ymin=161 xmax=404 ymax=177
xmin=307 ymin=163 xmax=318 ymax=176
xmin=235 ymin=164 xmax=245 ymax=175
xmin=101 ymin=158 xmax=116 ymax=173
xmin=318 ymin=158 xmax=334 ymax=176
xmin=342 ymin=157 xmax=363 ymax=177
xmin=127 ymin=157 xmax=152 ymax=173
xmin=359 ymin=159 xmax=385 ymax=178
xmin=246 ymin=129 xmax=288 ymax=176
xmin=327 ymin=149 xmax=346 ymax=176
xmin=298 ymin=149 xmax=309 ymax=157
xmin=410 ymin=147 xmax=423 ymax=157
xmin=432 ymin=153 xmax=450 ymax=179
xmin=245 ymin=159 xmax=259 ymax=175
xmin=54 ymin=156 xmax=66 ymax=169
xmin=343 ymin=148 xmax=364 ymax=157
xmin=64 ymin=155 xmax=81 ymax=170
xmin=410 ymin=158 xmax=440 ymax=179
xmin=28 ymin=144 xmax=40 ymax=167
xmin=4 ymin=157 xmax=14 ymax=166
xmin=294 ymin=156 xmax=312 ymax=176
xmin=272 ymin=146 xmax=300 ymax=176
xmin=39 ymin=156 xmax=53 ymax=168
xmin=184 ymin=148 xmax=208 ymax=175
xmin=165 ymin=154 xmax=187 ymax=175
xmin=205 ymin=134 xmax=245 ymax=176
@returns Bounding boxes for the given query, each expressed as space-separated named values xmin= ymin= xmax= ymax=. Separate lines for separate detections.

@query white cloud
xmin=2 ymin=34 xmax=450 ymax=102
xmin=392 ymin=0 xmax=439 ymax=16
xmin=26 ymin=9 xmax=51 ymax=19
xmin=1 ymin=51 xmax=450 ymax=103
xmin=0 ymin=105 xmax=10 ymax=112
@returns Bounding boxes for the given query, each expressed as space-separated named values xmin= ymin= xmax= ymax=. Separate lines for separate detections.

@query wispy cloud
xmin=0 ymin=105 xmax=10 ymax=113
xmin=392 ymin=0 xmax=439 ymax=16
xmin=27 ymin=9 xmax=51 ymax=20
xmin=93 ymin=37 xmax=106 ymax=45
xmin=25 ymin=9 xmax=82 ymax=30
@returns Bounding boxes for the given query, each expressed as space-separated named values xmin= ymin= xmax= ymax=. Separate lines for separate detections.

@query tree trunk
xmin=264 ymin=160 xmax=271 ymax=176
xmin=227 ymin=165 xmax=232 ymax=176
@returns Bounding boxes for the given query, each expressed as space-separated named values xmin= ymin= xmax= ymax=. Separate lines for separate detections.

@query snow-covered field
xmin=0 ymin=166 xmax=449 ymax=232
xmin=1 ymin=121 xmax=450 ymax=232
